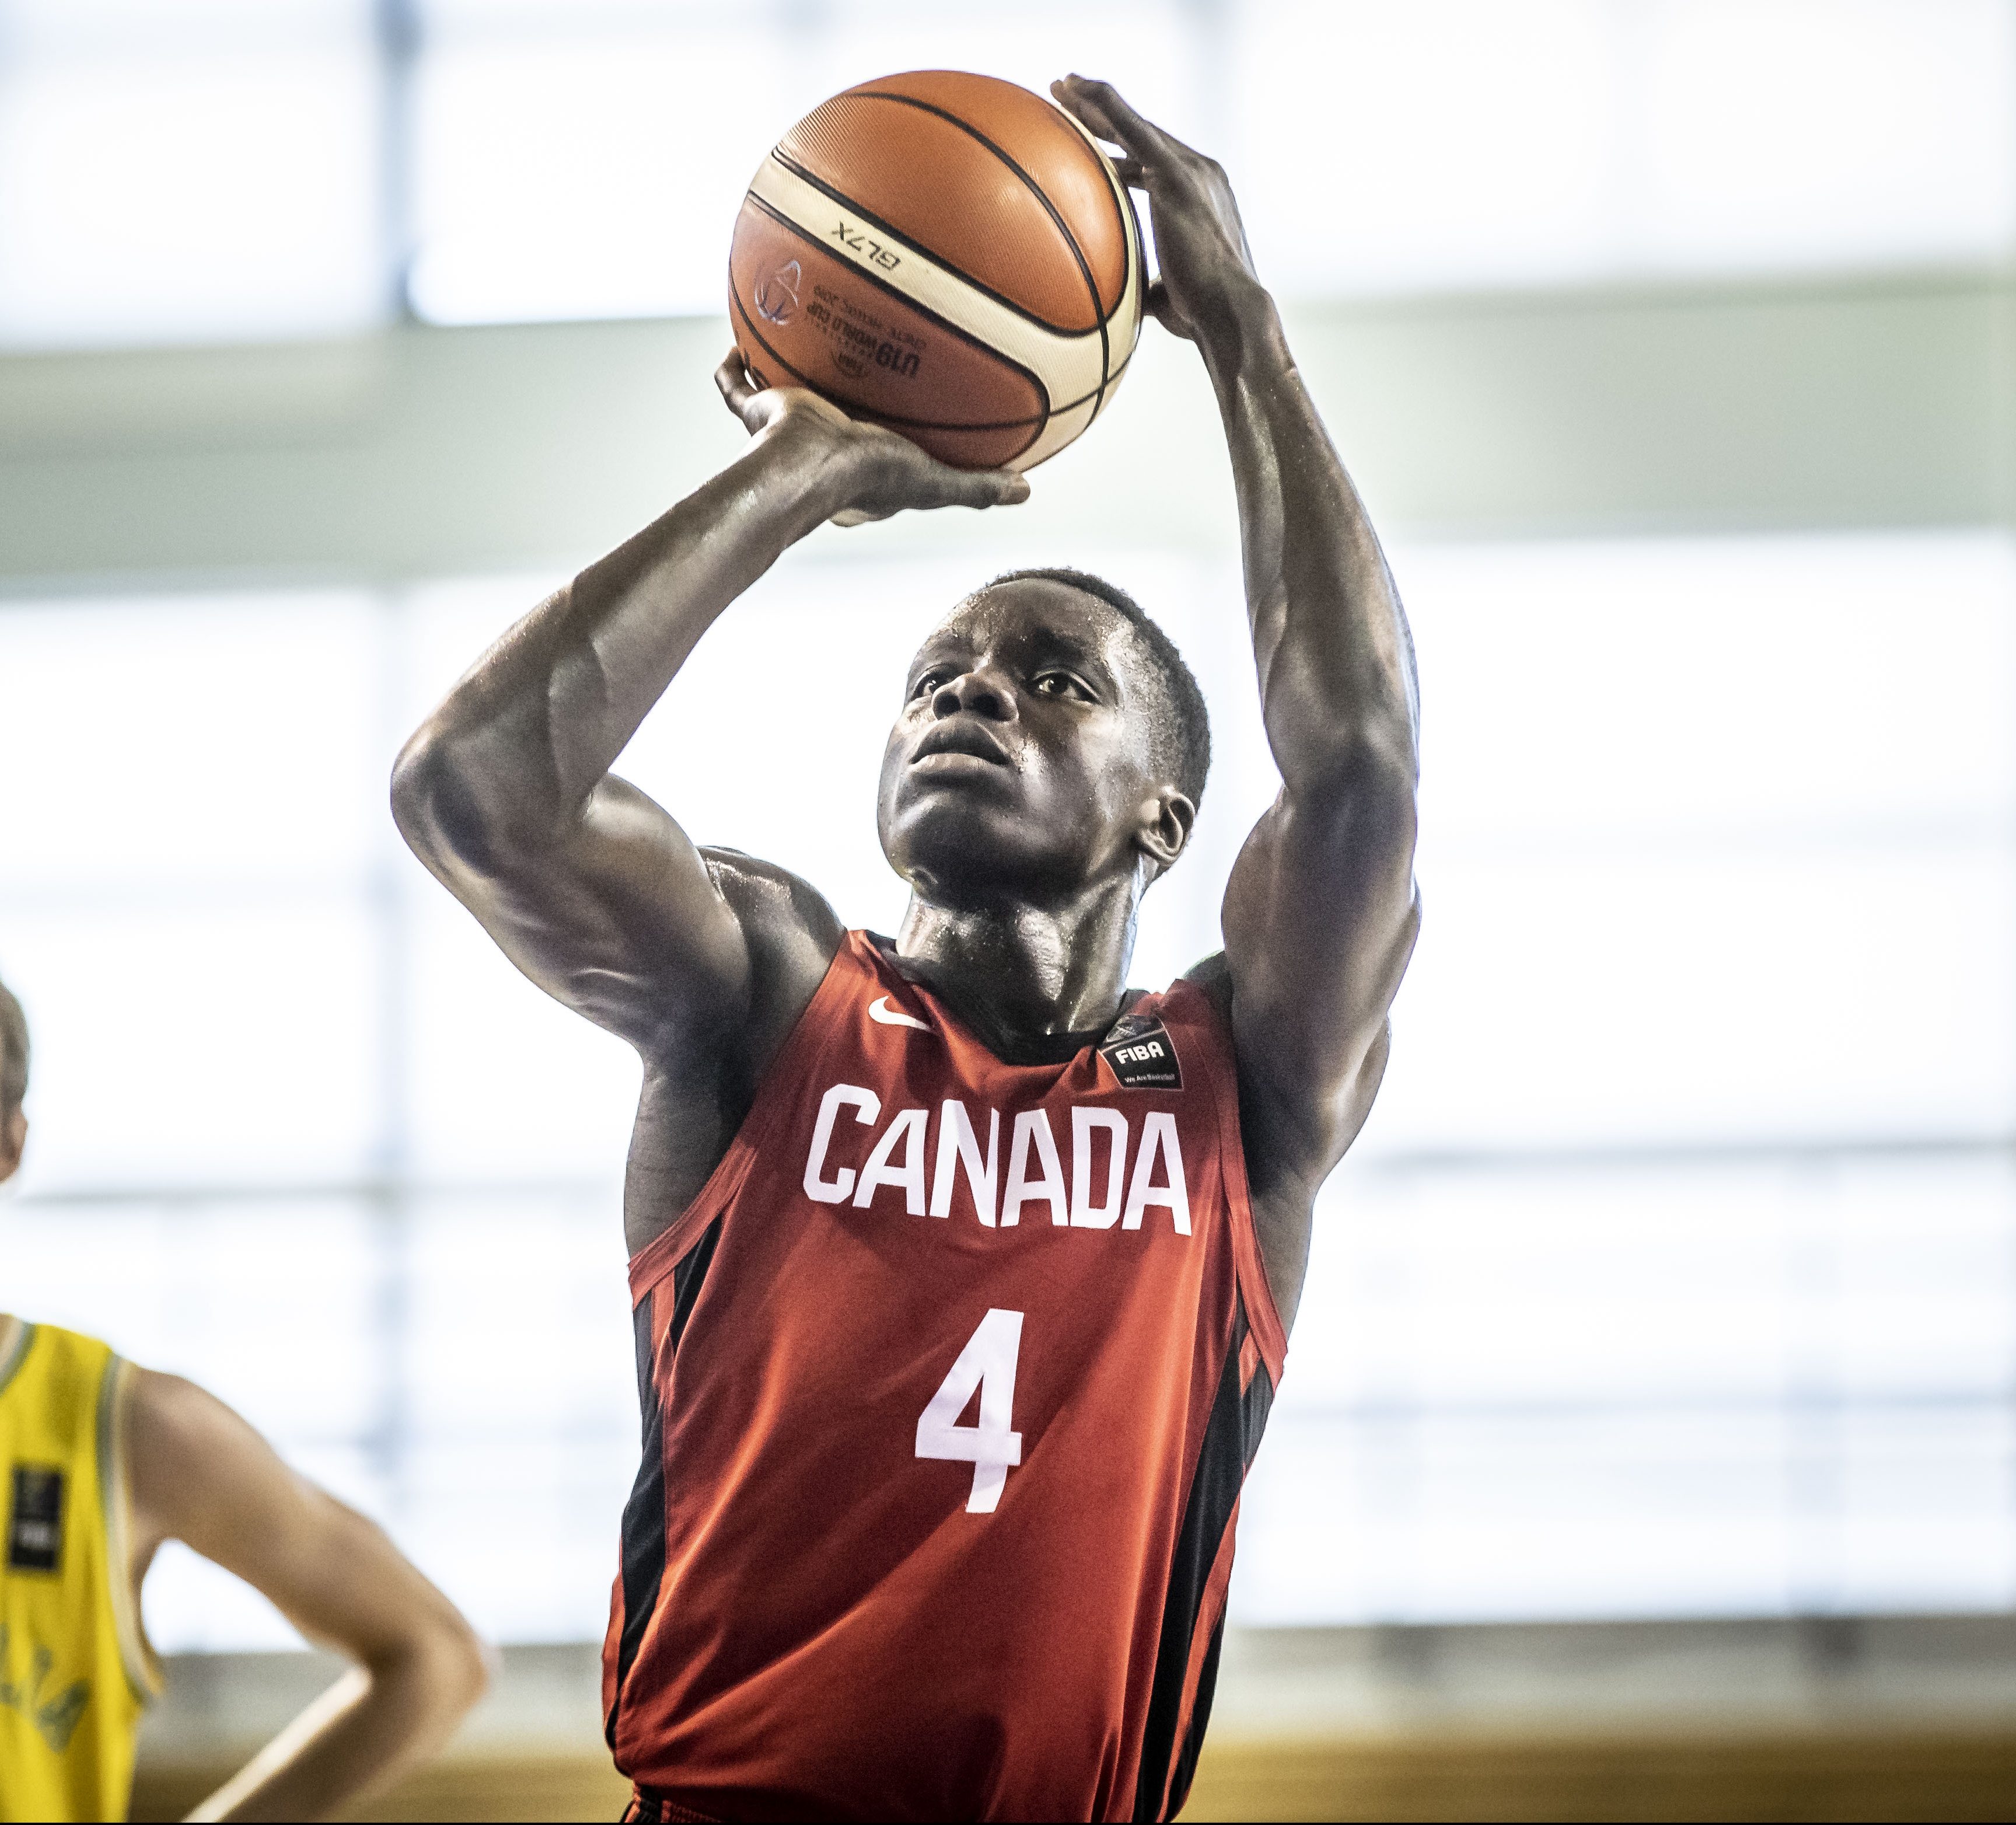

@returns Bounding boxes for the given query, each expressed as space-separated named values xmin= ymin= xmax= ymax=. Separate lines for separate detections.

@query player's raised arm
xmin=390 ymin=370 xmax=1028 ymax=1066
xmin=1055 ymin=77 xmax=1421 ymax=1321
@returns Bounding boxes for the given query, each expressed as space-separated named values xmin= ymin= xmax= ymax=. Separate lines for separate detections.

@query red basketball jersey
xmin=603 ymin=931 xmax=1287 ymax=1823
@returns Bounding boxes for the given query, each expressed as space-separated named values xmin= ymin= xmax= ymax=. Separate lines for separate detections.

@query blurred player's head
xmin=0 ymin=972 xmax=26 ymax=1186
xmin=879 ymin=570 xmax=1211 ymax=912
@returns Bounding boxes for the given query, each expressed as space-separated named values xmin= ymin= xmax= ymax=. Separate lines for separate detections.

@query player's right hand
xmin=714 ymin=351 xmax=1029 ymax=526
xmin=1051 ymin=76 xmax=1265 ymax=349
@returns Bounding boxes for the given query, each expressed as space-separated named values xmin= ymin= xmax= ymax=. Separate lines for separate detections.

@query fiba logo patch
xmin=1099 ymin=1016 xmax=1183 ymax=1091
xmin=756 ymin=259 xmax=802 ymax=325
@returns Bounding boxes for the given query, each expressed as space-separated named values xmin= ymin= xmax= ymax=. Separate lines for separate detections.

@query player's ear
xmin=0 ymin=1109 xmax=25 ymax=1187
xmin=1135 ymin=788 xmax=1195 ymax=880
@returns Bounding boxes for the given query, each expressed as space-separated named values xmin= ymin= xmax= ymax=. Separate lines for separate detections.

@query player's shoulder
xmin=1189 ymin=938 xmax=1390 ymax=1194
xmin=699 ymin=847 xmax=847 ymax=1037
xmin=1179 ymin=950 xmax=1235 ymax=1020
xmin=124 ymin=1363 xmax=224 ymax=1450
xmin=1180 ymin=950 xmax=1232 ymax=992
xmin=701 ymin=847 xmax=845 ymax=955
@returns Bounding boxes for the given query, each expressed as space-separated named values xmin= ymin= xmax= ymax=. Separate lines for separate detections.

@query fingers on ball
xmin=1068 ymin=74 xmax=1149 ymax=139
xmin=715 ymin=350 xmax=756 ymax=409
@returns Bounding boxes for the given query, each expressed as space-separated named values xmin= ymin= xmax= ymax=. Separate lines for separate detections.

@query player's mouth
xmin=911 ymin=721 xmax=1012 ymax=770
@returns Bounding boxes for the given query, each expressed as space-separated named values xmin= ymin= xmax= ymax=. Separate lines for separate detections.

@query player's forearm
xmin=1200 ymin=288 xmax=1419 ymax=791
xmin=394 ymin=427 xmax=847 ymax=863
xmin=191 ymin=1636 xmax=488 ymax=1824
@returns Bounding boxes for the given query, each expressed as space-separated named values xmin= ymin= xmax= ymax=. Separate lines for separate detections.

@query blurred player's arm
xmin=124 ymin=1368 xmax=490 ymax=1824
xmin=1056 ymin=78 xmax=1421 ymax=1325
xmin=391 ymin=380 xmax=1025 ymax=1074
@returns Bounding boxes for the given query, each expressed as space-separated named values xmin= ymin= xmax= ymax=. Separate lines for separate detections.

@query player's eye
xmin=911 ymin=669 xmax=948 ymax=699
xmin=1033 ymin=672 xmax=1091 ymax=700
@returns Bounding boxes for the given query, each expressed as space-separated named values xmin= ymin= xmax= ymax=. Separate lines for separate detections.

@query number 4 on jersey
xmin=916 ymin=1308 xmax=1024 ymax=1513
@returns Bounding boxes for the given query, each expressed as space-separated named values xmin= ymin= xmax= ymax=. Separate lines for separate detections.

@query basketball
xmin=728 ymin=71 xmax=1144 ymax=472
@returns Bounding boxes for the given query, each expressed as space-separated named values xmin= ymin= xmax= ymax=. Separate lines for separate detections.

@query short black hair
xmin=981 ymin=567 xmax=1211 ymax=809
xmin=0 ymin=972 xmax=26 ymax=1124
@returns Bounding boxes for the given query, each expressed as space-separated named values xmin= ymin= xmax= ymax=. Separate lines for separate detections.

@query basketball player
xmin=393 ymin=76 xmax=1417 ymax=1823
xmin=0 ymin=975 xmax=490 ymax=1822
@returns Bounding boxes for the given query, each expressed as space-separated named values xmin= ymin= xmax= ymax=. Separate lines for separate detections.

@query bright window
xmin=2 ymin=1 xmax=2011 ymax=347
xmin=0 ymin=0 xmax=383 ymax=348
xmin=1235 ymin=0 xmax=2016 ymax=295
xmin=413 ymin=0 xmax=2016 ymax=324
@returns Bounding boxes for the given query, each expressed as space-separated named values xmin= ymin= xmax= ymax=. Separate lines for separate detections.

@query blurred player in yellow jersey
xmin=0 ymin=975 xmax=490 ymax=1822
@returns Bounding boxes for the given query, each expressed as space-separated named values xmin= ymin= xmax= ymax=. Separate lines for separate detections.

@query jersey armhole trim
xmin=0 ymin=1317 xmax=34 ymax=1396
xmin=1164 ymin=978 xmax=1289 ymax=1385
xmin=97 ymin=1356 xmax=164 ymax=1705
xmin=626 ymin=933 xmax=874 ymax=1297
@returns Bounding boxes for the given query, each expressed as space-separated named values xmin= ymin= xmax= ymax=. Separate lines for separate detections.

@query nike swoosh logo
xmin=868 ymin=995 xmax=932 ymax=1032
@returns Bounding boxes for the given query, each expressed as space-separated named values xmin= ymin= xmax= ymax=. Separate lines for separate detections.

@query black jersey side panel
xmin=1130 ymin=1298 xmax=1275 ymax=1822
xmin=607 ymin=1217 xmax=724 ymax=1749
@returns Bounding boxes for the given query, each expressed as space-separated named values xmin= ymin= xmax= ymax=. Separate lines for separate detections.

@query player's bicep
xmin=422 ymin=772 xmax=753 ymax=1052
xmin=1219 ymin=765 xmax=1419 ymax=1151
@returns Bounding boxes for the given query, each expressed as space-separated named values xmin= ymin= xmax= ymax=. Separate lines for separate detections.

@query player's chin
xmin=890 ymin=799 xmax=1075 ymax=898
xmin=893 ymin=793 xmax=1016 ymax=856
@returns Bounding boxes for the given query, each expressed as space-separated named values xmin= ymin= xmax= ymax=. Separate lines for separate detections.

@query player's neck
xmin=895 ymin=888 xmax=1134 ymax=1052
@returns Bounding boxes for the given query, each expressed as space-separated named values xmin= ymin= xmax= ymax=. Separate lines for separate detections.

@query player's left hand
xmin=1051 ymin=74 xmax=1265 ymax=346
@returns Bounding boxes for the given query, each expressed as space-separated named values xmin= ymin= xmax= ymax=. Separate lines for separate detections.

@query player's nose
xmin=930 ymin=666 xmax=1016 ymax=723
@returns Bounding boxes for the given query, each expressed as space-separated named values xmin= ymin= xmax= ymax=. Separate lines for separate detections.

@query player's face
xmin=878 ymin=580 xmax=1182 ymax=907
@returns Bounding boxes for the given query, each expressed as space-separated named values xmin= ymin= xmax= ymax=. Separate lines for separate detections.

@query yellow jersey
xmin=0 ymin=1321 xmax=159 ymax=1823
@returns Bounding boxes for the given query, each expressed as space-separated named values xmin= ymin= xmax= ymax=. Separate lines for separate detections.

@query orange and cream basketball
xmin=728 ymin=71 xmax=1144 ymax=471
